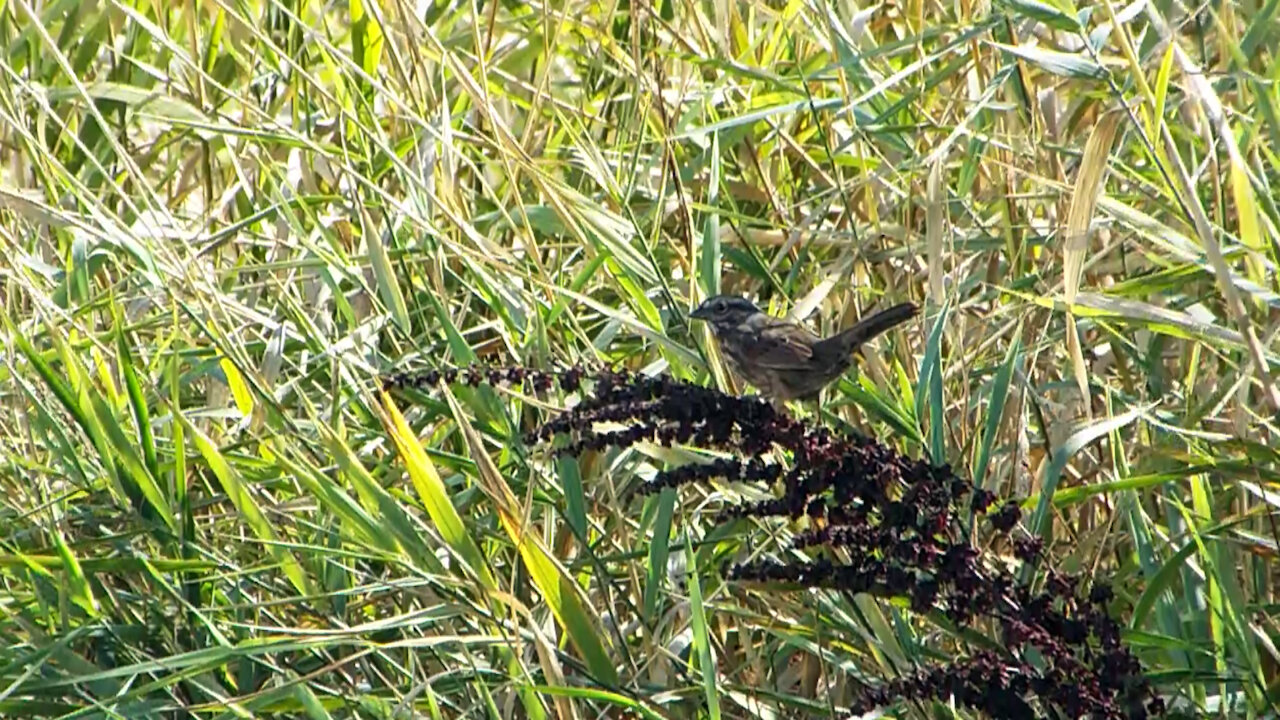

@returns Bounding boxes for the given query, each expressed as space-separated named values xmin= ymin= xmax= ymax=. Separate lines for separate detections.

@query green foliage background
xmin=1 ymin=0 xmax=1278 ymax=716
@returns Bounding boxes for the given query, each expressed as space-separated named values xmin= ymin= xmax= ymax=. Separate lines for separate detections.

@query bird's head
xmin=689 ymin=295 xmax=761 ymax=331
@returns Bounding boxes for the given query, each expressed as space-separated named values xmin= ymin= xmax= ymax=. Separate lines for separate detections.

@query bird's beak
xmin=689 ymin=303 xmax=713 ymax=321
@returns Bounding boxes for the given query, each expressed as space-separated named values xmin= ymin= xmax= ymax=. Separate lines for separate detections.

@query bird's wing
xmin=750 ymin=320 xmax=819 ymax=369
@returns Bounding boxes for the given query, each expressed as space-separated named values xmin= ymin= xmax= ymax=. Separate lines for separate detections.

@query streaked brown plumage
xmin=690 ymin=295 xmax=918 ymax=402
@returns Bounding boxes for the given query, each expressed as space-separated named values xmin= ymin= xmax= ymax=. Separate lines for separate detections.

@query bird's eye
xmin=713 ymin=300 xmax=727 ymax=313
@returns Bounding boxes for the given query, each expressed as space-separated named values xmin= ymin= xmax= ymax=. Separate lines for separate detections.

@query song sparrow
xmin=690 ymin=294 xmax=918 ymax=403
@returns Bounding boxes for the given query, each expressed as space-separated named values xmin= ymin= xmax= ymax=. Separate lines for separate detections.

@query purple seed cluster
xmin=383 ymin=364 xmax=1166 ymax=719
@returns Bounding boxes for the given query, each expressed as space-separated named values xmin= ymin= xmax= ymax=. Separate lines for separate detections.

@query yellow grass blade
xmin=1229 ymin=159 xmax=1265 ymax=288
xmin=440 ymin=386 xmax=619 ymax=687
xmin=379 ymin=391 xmax=496 ymax=590
xmin=1063 ymin=110 xmax=1122 ymax=305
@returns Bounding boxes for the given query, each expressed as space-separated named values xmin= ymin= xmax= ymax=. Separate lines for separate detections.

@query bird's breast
xmin=713 ymin=327 xmax=784 ymax=395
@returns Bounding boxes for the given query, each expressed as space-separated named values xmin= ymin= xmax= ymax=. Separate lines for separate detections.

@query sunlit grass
xmin=1 ymin=0 xmax=1278 ymax=717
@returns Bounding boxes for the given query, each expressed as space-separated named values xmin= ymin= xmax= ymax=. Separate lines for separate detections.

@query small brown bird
xmin=690 ymin=294 xmax=918 ymax=403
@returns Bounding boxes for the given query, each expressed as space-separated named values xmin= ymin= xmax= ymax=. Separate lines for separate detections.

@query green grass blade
xmin=50 ymin=529 xmax=98 ymax=618
xmin=366 ymin=224 xmax=411 ymax=335
xmin=177 ymin=414 xmax=313 ymax=598
xmin=918 ymin=299 xmax=950 ymax=461
xmin=972 ymin=330 xmax=1021 ymax=491
xmin=87 ymin=387 xmax=176 ymax=532
xmin=839 ymin=374 xmax=923 ymax=445
xmin=1025 ymin=404 xmax=1151 ymax=577
xmin=685 ymin=536 xmax=721 ymax=720
xmin=642 ymin=487 xmax=676 ymax=623
xmin=559 ymin=455 xmax=588 ymax=542
xmin=700 ymin=130 xmax=721 ymax=298
xmin=111 ymin=302 xmax=159 ymax=479
xmin=320 ymin=429 xmax=447 ymax=573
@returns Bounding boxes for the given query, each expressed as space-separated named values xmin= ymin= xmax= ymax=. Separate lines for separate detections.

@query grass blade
xmin=973 ymin=330 xmax=1021 ymax=490
xmin=918 ymin=299 xmax=950 ymax=463
xmin=50 ymin=529 xmax=98 ymax=618
xmin=1026 ymin=405 xmax=1150 ymax=551
xmin=685 ymin=536 xmax=720 ymax=720
xmin=700 ymin=130 xmax=721 ymax=298
xmin=88 ymin=386 xmax=176 ymax=532
xmin=111 ymin=301 xmax=158 ymax=478
xmin=643 ymin=487 xmax=676 ymax=623
xmin=178 ymin=413 xmax=312 ymax=598
xmin=440 ymin=386 xmax=619 ymax=687
xmin=559 ymin=455 xmax=588 ymax=542
xmin=379 ymin=390 xmax=496 ymax=589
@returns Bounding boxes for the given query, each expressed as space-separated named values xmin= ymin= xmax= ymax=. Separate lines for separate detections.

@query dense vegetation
xmin=1 ymin=0 xmax=1278 ymax=717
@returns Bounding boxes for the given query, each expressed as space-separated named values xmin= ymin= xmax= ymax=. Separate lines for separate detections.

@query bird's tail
xmin=818 ymin=302 xmax=919 ymax=357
